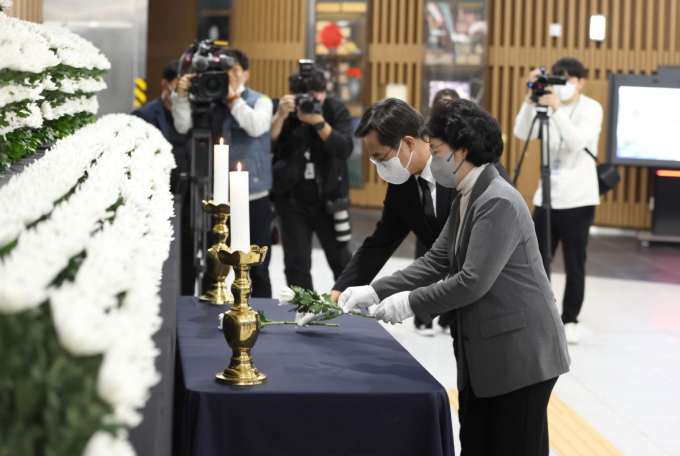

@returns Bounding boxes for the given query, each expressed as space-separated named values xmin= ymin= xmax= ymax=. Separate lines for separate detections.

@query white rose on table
xmin=279 ymin=286 xmax=296 ymax=305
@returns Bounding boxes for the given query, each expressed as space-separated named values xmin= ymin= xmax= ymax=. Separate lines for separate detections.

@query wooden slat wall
xmin=146 ymin=0 xmax=197 ymax=101
xmin=230 ymin=0 xmax=307 ymax=99
xmin=3 ymin=0 xmax=43 ymax=22
xmin=486 ymin=0 xmax=680 ymax=229
xmin=349 ymin=0 xmax=424 ymax=207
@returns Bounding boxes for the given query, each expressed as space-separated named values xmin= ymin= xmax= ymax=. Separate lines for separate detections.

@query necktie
xmin=417 ymin=177 xmax=437 ymax=230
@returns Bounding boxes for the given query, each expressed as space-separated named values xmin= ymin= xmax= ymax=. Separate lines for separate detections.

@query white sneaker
xmin=415 ymin=325 xmax=435 ymax=337
xmin=564 ymin=323 xmax=580 ymax=345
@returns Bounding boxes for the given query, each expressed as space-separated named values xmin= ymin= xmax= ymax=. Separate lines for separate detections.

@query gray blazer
xmin=372 ymin=165 xmax=570 ymax=398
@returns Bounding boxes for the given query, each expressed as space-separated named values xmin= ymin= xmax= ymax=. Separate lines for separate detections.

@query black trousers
xmin=249 ymin=196 xmax=273 ymax=298
xmin=458 ymin=377 xmax=558 ymax=456
xmin=275 ymin=197 xmax=352 ymax=290
xmin=414 ymin=239 xmax=453 ymax=329
xmin=533 ymin=205 xmax=595 ymax=324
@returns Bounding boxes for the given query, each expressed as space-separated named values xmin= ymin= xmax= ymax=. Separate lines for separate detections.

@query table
xmin=176 ymin=297 xmax=455 ymax=456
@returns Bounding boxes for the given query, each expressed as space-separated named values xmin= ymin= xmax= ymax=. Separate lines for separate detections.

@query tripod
xmin=188 ymin=101 xmax=214 ymax=296
xmin=513 ymin=104 xmax=553 ymax=278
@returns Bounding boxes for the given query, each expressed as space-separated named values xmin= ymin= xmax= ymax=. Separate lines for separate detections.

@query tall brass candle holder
xmin=215 ymin=245 xmax=269 ymax=385
xmin=199 ymin=200 xmax=234 ymax=305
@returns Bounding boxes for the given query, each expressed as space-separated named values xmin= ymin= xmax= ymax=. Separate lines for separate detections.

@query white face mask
xmin=553 ymin=82 xmax=577 ymax=101
xmin=430 ymin=149 xmax=465 ymax=188
xmin=373 ymin=140 xmax=413 ymax=185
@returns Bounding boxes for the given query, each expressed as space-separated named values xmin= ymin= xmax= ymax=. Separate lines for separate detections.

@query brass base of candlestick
xmin=216 ymin=245 xmax=268 ymax=385
xmin=199 ymin=200 xmax=234 ymax=305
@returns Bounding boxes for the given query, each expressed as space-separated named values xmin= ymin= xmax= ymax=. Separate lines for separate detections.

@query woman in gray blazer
xmin=339 ymin=99 xmax=570 ymax=456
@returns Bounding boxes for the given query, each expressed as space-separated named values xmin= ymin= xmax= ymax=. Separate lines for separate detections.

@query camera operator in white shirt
xmin=513 ymin=57 xmax=603 ymax=345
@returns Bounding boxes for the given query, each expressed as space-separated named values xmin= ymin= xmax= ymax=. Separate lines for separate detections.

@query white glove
xmin=374 ymin=291 xmax=414 ymax=325
xmin=296 ymin=311 xmax=333 ymax=327
xmin=339 ymin=285 xmax=380 ymax=313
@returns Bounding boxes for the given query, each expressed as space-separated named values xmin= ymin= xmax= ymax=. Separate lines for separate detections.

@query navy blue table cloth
xmin=176 ymin=296 xmax=454 ymax=456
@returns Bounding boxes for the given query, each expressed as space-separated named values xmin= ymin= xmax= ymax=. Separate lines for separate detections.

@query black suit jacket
xmin=333 ymin=161 xmax=512 ymax=291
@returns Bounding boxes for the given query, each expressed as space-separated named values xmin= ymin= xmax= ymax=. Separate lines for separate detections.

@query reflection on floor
xmin=269 ymin=208 xmax=680 ymax=456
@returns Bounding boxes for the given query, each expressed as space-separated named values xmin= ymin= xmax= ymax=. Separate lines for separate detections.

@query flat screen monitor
xmin=607 ymin=74 xmax=680 ymax=169
xmin=428 ymin=80 xmax=471 ymax=106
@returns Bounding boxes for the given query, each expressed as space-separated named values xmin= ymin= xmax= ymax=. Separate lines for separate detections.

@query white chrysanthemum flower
xmin=0 ymin=82 xmax=45 ymax=108
xmin=0 ymin=102 xmax=43 ymax=135
xmin=279 ymin=286 xmax=296 ymax=305
xmin=0 ymin=14 xmax=60 ymax=72
xmin=41 ymin=95 xmax=99 ymax=120
xmin=0 ymin=1 xmax=14 ymax=10
xmin=82 ymin=430 xmax=136 ymax=456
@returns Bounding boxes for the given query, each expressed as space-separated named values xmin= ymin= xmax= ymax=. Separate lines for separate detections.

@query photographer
xmin=512 ymin=57 xmax=603 ymax=344
xmin=271 ymin=67 xmax=354 ymax=290
xmin=171 ymin=47 xmax=275 ymax=298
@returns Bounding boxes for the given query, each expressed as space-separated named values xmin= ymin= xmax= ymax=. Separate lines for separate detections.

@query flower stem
xmin=262 ymin=321 xmax=339 ymax=327
xmin=348 ymin=311 xmax=375 ymax=319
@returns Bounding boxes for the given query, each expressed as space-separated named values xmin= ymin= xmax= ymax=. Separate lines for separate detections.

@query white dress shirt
xmin=513 ymin=95 xmax=602 ymax=209
xmin=416 ymin=157 xmax=437 ymax=217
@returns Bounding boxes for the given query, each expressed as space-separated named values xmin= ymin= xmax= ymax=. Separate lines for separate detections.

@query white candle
xmin=214 ymin=137 xmax=229 ymax=204
xmin=229 ymin=162 xmax=250 ymax=253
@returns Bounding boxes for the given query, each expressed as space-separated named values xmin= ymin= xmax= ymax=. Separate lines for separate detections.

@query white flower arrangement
xmin=22 ymin=21 xmax=111 ymax=71
xmin=0 ymin=0 xmax=12 ymax=10
xmin=0 ymin=102 xmax=43 ymax=136
xmin=0 ymin=13 xmax=60 ymax=73
xmin=0 ymin=81 xmax=46 ymax=108
xmin=41 ymin=94 xmax=99 ymax=120
xmin=53 ymin=76 xmax=108 ymax=94
xmin=0 ymin=114 xmax=176 ymax=455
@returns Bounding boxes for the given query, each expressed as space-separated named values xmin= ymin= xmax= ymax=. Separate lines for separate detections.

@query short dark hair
xmin=425 ymin=99 xmax=503 ymax=166
xmin=552 ymin=57 xmax=587 ymax=79
xmin=288 ymin=70 xmax=327 ymax=94
xmin=163 ymin=60 xmax=179 ymax=82
xmin=225 ymin=48 xmax=249 ymax=71
xmin=355 ymin=98 xmax=424 ymax=147
xmin=433 ymin=88 xmax=460 ymax=106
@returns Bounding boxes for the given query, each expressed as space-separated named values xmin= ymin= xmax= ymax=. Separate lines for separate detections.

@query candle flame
xmin=219 ymin=137 xmax=224 ymax=145
xmin=237 ymin=162 xmax=242 ymax=172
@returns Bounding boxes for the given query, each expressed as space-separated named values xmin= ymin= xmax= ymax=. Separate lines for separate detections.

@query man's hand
xmin=177 ymin=74 xmax=195 ymax=98
xmin=297 ymin=109 xmax=324 ymax=126
xmin=338 ymin=286 xmax=379 ymax=313
xmin=374 ymin=291 xmax=415 ymax=325
xmin=330 ymin=290 xmax=341 ymax=303
xmin=277 ymin=94 xmax=296 ymax=116
xmin=538 ymin=92 xmax=560 ymax=112
xmin=226 ymin=85 xmax=240 ymax=106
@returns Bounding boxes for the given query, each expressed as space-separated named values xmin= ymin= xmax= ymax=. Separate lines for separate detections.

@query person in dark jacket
xmin=132 ymin=60 xmax=188 ymax=194
xmin=271 ymin=69 xmax=354 ymax=290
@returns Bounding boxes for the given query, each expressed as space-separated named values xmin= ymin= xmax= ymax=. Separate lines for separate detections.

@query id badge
xmin=304 ymin=162 xmax=315 ymax=180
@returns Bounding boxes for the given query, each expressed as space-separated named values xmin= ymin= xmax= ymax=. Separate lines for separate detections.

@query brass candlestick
xmin=199 ymin=200 xmax=234 ymax=305
xmin=215 ymin=245 xmax=269 ymax=385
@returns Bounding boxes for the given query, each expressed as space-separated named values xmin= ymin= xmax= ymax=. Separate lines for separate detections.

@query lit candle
xmin=229 ymin=162 xmax=250 ymax=253
xmin=214 ymin=137 xmax=229 ymax=204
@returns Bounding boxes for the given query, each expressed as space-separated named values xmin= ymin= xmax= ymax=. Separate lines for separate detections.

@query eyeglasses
xmin=429 ymin=142 xmax=455 ymax=161
xmin=369 ymin=138 xmax=402 ymax=165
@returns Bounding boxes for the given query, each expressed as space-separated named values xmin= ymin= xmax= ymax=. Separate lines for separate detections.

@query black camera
xmin=527 ymin=67 xmax=567 ymax=103
xmin=179 ymin=40 xmax=235 ymax=102
xmin=295 ymin=93 xmax=322 ymax=115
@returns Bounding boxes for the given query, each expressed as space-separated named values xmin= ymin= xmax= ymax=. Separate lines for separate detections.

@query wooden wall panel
xmin=146 ymin=0 xmax=197 ymax=100
xmin=230 ymin=0 xmax=307 ymax=99
xmin=3 ymin=0 xmax=43 ymax=22
xmin=485 ymin=0 xmax=672 ymax=229
xmin=349 ymin=0 xmax=424 ymax=207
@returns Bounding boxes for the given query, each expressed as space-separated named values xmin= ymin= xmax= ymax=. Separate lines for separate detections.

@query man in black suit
xmin=132 ymin=60 xmax=188 ymax=195
xmin=298 ymin=98 xmax=511 ymax=336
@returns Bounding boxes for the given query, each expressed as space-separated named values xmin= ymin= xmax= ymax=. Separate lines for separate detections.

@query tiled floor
xmin=269 ymin=208 xmax=680 ymax=456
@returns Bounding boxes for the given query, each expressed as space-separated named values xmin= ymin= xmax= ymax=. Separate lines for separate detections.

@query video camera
xmin=527 ymin=67 xmax=567 ymax=103
xmin=293 ymin=59 xmax=323 ymax=115
xmin=179 ymin=40 xmax=235 ymax=102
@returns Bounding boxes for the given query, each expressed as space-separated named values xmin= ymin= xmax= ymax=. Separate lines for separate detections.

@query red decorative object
xmin=319 ymin=22 xmax=343 ymax=50
xmin=346 ymin=67 xmax=363 ymax=79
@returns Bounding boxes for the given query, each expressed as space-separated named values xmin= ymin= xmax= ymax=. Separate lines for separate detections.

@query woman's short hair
xmin=425 ymin=99 xmax=503 ymax=166
xmin=432 ymin=88 xmax=460 ymax=106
